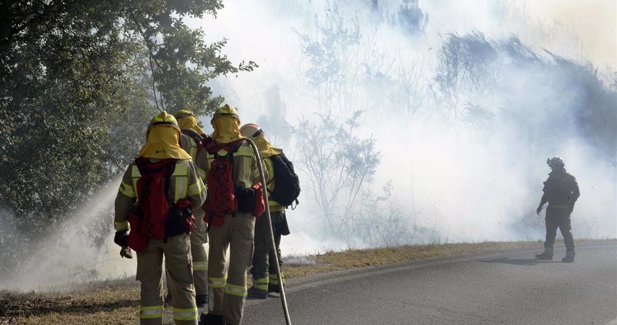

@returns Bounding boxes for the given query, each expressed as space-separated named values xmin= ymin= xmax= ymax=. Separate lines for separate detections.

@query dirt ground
xmin=0 ymin=240 xmax=608 ymax=324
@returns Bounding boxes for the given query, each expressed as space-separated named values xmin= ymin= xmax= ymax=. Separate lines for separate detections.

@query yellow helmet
xmin=240 ymin=123 xmax=263 ymax=139
xmin=211 ymin=104 xmax=239 ymax=123
xmin=149 ymin=111 xmax=180 ymax=132
xmin=174 ymin=108 xmax=194 ymax=120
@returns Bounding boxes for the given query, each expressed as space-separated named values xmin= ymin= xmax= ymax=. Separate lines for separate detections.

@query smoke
xmin=2 ymin=0 xmax=614 ymax=292
xmin=0 ymin=176 xmax=135 ymax=291
xmin=516 ymin=0 xmax=617 ymax=72
xmin=198 ymin=0 xmax=617 ymax=251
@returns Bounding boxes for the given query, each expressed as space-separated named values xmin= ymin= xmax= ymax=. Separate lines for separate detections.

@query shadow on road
xmin=479 ymin=257 xmax=562 ymax=266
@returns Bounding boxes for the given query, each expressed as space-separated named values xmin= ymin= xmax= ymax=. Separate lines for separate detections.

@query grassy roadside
xmin=1 ymin=239 xmax=612 ymax=324
xmin=283 ymin=241 xmax=542 ymax=279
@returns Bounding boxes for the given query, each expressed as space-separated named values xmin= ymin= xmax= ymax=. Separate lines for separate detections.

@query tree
xmin=295 ymin=1 xmax=361 ymax=114
xmin=292 ymin=1 xmax=432 ymax=246
xmin=0 ymin=0 xmax=255 ymax=231
xmin=434 ymin=31 xmax=499 ymax=117
xmin=434 ymin=32 xmax=616 ymax=159
xmin=293 ymin=111 xmax=380 ymax=243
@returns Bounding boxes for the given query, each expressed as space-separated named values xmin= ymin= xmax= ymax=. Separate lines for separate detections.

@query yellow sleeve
xmin=114 ymin=166 xmax=136 ymax=231
xmin=186 ymin=160 xmax=207 ymax=209
xmin=234 ymin=143 xmax=258 ymax=188
xmin=263 ymin=157 xmax=284 ymax=211
xmin=194 ymin=145 xmax=209 ymax=181
xmin=264 ymin=157 xmax=275 ymax=190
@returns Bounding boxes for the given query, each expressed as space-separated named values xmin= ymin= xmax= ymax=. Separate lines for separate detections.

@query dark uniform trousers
xmin=544 ymin=206 xmax=575 ymax=251
xmin=251 ymin=211 xmax=284 ymax=292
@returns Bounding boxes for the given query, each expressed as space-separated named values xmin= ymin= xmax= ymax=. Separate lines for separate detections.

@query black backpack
xmin=269 ymin=152 xmax=300 ymax=207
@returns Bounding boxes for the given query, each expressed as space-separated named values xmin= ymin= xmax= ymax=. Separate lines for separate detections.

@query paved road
xmin=243 ymin=243 xmax=617 ymax=325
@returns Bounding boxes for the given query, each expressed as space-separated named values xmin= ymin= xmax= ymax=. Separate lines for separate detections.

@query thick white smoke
xmin=0 ymin=176 xmax=135 ymax=291
xmin=2 ymin=0 xmax=614 ymax=291
xmin=198 ymin=0 xmax=617 ymax=252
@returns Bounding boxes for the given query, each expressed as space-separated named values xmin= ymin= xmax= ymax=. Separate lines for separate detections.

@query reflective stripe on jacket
xmin=264 ymin=157 xmax=284 ymax=212
xmin=114 ymin=159 xmax=207 ymax=231
xmin=204 ymin=140 xmax=261 ymax=189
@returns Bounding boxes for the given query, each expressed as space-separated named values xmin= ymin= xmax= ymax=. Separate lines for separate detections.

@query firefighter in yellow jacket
xmin=240 ymin=123 xmax=289 ymax=299
xmin=114 ymin=112 xmax=207 ymax=325
xmin=201 ymin=105 xmax=262 ymax=325
xmin=174 ymin=109 xmax=210 ymax=310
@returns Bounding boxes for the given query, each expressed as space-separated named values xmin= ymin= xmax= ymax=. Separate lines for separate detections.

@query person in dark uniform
xmin=535 ymin=157 xmax=580 ymax=263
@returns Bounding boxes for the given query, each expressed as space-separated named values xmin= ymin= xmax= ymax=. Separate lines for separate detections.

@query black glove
xmin=114 ymin=230 xmax=128 ymax=248
xmin=120 ymin=246 xmax=133 ymax=259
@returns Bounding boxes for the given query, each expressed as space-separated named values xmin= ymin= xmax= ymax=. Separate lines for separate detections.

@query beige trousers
xmin=207 ymin=213 xmax=255 ymax=325
xmin=137 ymin=234 xmax=198 ymax=325
xmin=191 ymin=209 xmax=209 ymax=297
xmin=165 ymin=211 xmax=208 ymax=304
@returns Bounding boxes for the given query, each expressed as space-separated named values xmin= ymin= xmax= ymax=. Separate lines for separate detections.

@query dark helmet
xmin=547 ymin=157 xmax=565 ymax=168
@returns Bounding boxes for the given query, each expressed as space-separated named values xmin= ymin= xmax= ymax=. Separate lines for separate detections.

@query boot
xmin=561 ymin=250 xmax=575 ymax=263
xmin=535 ymin=247 xmax=553 ymax=260
xmin=268 ymin=283 xmax=281 ymax=293
xmin=196 ymin=294 xmax=208 ymax=315
xmin=268 ymin=273 xmax=285 ymax=293
xmin=247 ymin=286 xmax=268 ymax=299
xmin=200 ymin=313 xmax=226 ymax=325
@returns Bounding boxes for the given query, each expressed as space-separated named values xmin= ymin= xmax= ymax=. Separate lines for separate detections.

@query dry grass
xmin=0 ymin=280 xmax=140 ymax=325
xmin=283 ymin=241 xmax=540 ymax=279
xmin=1 ymin=239 xmax=611 ymax=324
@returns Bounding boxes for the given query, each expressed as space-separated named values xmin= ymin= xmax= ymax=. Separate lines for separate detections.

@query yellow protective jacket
xmin=114 ymin=159 xmax=207 ymax=231
xmin=203 ymin=140 xmax=261 ymax=189
xmin=263 ymin=157 xmax=284 ymax=212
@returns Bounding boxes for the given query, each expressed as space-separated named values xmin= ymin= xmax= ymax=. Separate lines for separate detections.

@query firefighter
xmin=239 ymin=123 xmax=289 ymax=299
xmin=174 ymin=109 xmax=210 ymax=311
xmin=535 ymin=157 xmax=580 ymax=263
xmin=201 ymin=105 xmax=262 ymax=325
xmin=114 ymin=112 xmax=207 ymax=325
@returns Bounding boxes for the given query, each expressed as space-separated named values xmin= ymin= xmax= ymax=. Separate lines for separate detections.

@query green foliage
xmin=0 ymin=0 xmax=253 ymax=229
xmin=126 ymin=0 xmax=257 ymax=112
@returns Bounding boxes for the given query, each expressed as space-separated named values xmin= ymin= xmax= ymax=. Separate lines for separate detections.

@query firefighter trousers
xmin=191 ymin=209 xmax=208 ymax=299
xmin=207 ymin=212 xmax=255 ymax=325
xmin=137 ymin=234 xmax=198 ymax=325
xmin=165 ymin=211 xmax=208 ymax=307
xmin=544 ymin=206 xmax=575 ymax=251
xmin=251 ymin=211 xmax=284 ymax=293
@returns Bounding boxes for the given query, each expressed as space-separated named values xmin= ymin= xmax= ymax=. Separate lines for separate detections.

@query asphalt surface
xmin=242 ymin=243 xmax=617 ymax=325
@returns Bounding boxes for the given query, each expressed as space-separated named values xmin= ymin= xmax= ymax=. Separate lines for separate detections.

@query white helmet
xmin=240 ymin=123 xmax=263 ymax=139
